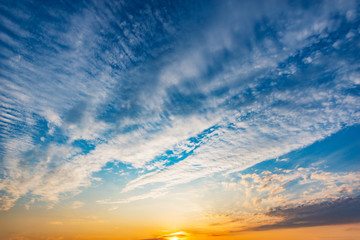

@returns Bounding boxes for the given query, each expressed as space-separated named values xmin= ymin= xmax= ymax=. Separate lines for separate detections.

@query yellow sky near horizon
xmin=1 ymin=208 xmax=359 ymax=240
xmin=2 ymin=224 xmax=360 ymax=240
xmin=2 ymin=185 xmax=360 ymax=240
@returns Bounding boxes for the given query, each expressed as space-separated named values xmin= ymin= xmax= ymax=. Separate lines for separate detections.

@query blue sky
xmin=1 ymin=0 xmax=360 ymax=237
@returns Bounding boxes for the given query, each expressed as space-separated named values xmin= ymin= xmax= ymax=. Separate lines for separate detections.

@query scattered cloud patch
xmin=0 ymin=0 xmax=359 ymax=216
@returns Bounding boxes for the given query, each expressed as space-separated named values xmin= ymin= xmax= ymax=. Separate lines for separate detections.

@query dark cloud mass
xmin=252 ymin=196 xmax=360 ymax=230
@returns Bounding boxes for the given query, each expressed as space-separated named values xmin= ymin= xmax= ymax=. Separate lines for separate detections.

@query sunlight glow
xmin=163 ymin=231 xmax=187 ymax=240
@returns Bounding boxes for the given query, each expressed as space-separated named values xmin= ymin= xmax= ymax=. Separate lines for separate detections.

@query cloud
xmin=251 ymin=196 xmax=360 ymax=230
xmin=141 ymin=231 xmax=188 ymax=240
xmin=115 ymin=96 xmax=360 ymax=203
xmin=233 ymin=168 xmax=360 ymax=209
xmin=69 ymin=201 xmax=84 ymax=209
xmin=198 ymin=166 xmax=360 ymax=232
xmin=1 ymin=0 xmax=360 ymax=211
xmin=205 ymin=196 xmax=360 ymax=235
xmin=98 ymin=186 xmax=169 ymax=205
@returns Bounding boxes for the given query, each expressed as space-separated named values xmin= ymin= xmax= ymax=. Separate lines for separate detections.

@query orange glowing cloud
xmin=160 ymin=231 xmax=188 ymax=240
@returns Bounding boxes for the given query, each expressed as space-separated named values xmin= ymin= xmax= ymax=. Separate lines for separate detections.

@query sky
xmin=0 ymin=0 xmax=360 ymax=239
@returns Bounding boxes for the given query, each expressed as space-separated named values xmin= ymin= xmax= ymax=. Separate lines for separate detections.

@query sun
xmin=168 ymin=237 xmax=179 ymax=240
xmin=163 ymin=231 xmax=187 ymax=240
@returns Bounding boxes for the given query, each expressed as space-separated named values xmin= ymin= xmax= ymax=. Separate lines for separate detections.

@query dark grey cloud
xmin=251 ymin=196 xmax=360 ymax=231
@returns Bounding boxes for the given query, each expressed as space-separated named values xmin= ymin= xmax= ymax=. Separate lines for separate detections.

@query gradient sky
xmin=1 ymin=0 xmax=360 ymax=239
